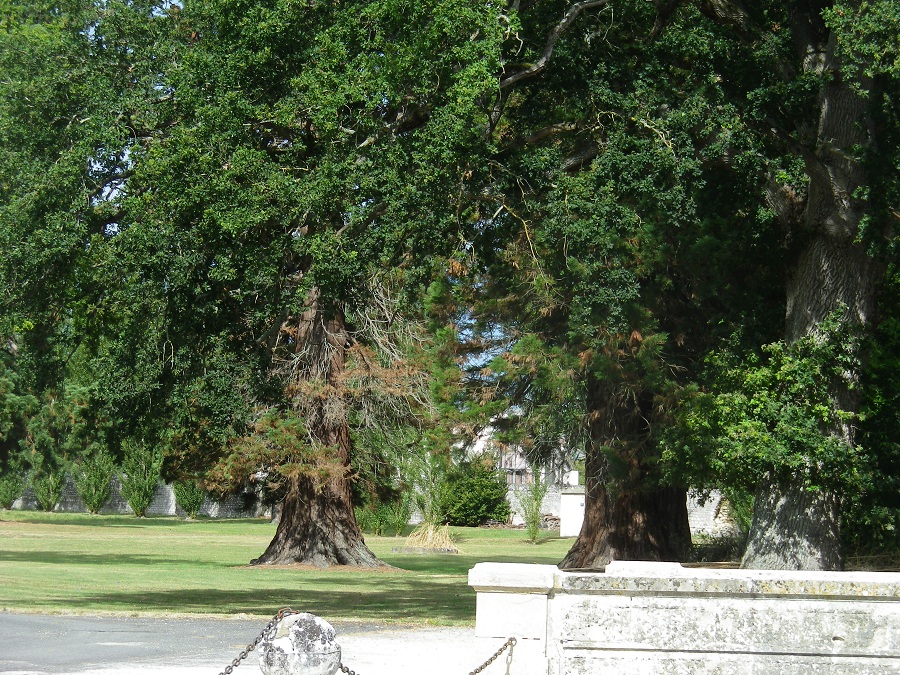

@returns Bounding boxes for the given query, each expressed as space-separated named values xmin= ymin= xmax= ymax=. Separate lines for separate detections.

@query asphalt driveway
xmin=0 ymin=613 xmax=519 ymax=675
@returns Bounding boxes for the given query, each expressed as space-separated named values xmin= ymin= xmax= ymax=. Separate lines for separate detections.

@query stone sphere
xmin=258 ymin=612 xmax=342 ymax=675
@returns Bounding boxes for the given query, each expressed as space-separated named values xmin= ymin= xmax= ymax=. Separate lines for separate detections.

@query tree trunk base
xmin=742 ymin=478 xmax=841 ymax=571
xmin=250 ymin=477 xmax=384 ymax=568
xmin=560 ymin=486 xmax=691 ymax=569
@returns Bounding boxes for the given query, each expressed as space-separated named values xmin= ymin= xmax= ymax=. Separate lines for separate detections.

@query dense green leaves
xmin=666 ymin=316 xmax=868 ymax=492
xmin=441 ymin=462 xmax=510 ymax=528
xmin=1 ymin=0 xmax=897 ymax=564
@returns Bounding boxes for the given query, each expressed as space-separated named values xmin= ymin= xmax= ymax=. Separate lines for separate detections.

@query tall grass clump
xmin=520 ymin=475 xmax=549 ymax=543
xmin=405 ymin=523 xmax=459 ymax=553
xmin=355 ymin=495 xmax=412 ymax=536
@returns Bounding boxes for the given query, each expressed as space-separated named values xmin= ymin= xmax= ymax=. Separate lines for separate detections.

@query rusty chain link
xmin=218 ymin=607 xmax=516 ymax=675
xmin=217 ymin=607 xmax=299 ymax=675
xmin=468 ymin=636 xmax=516 ymax=675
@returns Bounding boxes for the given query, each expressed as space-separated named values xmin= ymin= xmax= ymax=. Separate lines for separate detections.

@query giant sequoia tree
xmin=2 ymin=0 xmax=506 ymax=565
xmin=453 ymin=1 xmax=775 ymax=568
xmin=116 ymin=0 xmax=508 ymax=566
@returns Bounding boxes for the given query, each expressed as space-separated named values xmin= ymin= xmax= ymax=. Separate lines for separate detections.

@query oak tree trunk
xmin=251 ymin=295 xmax=383 ymax=567
xmin=742 ymin=23 xmax=878 ymax=570
xmin=741 ymin=235 xmax=876 ymax=570
xmin=742 ymin=476 xmax=842 ymax=570
xmin=561 ymin=373 xmax=691 ymax=569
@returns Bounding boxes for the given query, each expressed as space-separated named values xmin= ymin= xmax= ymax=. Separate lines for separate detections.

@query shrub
xmin=72 ymin=448 xmax=115 ymax=514
xmin=356 ymin=495 xmax=412 ymax=535
xmin=520 ymin=475 xmax=549 ymax=543
xmin=0 ymin=468 xmax=25 ymax=509
xmin=31 ymin=467 xmax=65 ymax=512
xmin=441 ymin=462 xmax=510 ymax=527
xmin=173 ymin=480 xmax=206 ymax=519
xmin=118 ymin=441 xmax=162 ymax=517
xmin=354 ymin=505 xmax=374 ymax=532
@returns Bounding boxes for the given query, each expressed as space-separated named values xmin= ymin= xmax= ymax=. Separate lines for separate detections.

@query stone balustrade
xmin=468 ymin=561 xmax=900 ymax=674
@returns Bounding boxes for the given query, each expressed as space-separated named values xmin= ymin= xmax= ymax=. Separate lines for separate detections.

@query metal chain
xmin=338 ymin=636 xmax=516 ymax=675
xmin=218 ymin=609 xmax=515 ymax=675
xmin=468 ymin=636 xmax=516 ymax=675
xmin=217 ymin=607 xmax=299 ymax=675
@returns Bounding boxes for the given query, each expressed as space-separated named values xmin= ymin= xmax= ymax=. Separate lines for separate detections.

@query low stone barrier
xmin=469 ymin=560 xmax=900 ymax=674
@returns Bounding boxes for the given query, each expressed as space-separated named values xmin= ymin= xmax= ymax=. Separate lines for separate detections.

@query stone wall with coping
xmin=468 ymin=561 xmax=900 ymax=675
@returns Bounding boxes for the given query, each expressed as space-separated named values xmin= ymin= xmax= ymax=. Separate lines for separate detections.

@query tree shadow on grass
xmin=0 ymin=550 xmax=222 ymax=566
xmin=382 ymin=553 xmax=563 ymax=574
xmin=62 ymin=579 xmax=476 ymax=624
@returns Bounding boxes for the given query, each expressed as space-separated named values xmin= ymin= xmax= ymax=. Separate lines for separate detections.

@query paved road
xmin=0 ymin=613 xmax=520 ymax=675
xmin=0 ymin=613 xmax=278 ymax=674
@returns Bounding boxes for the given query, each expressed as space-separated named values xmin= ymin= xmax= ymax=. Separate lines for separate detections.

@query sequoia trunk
xmin=560 ymin=461 xmax=691 ymax=569
xmin=251 ymin=475 xmax=382 ymax=567
xmin=251 ymin=295 xmax=383 ymax=567
xmin=561 ymin=373 xmax=691 ymax=570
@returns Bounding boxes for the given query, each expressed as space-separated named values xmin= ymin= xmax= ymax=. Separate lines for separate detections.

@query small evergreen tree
xmin=0 ymin=465 xmax=26 ymax=509
xmin=118 ymin=441 xmax=162 ymax=517
xmin=173 ymin=480 xmax=206 ymax=519
xmin=30 ymin=467 xmax=65 ymax=512
xmin=72 ymin=448 xmax=115 ymax=515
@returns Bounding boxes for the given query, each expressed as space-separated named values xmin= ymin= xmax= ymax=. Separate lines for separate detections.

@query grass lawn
xmin=0 ymin=511 xmax=572 ymax=625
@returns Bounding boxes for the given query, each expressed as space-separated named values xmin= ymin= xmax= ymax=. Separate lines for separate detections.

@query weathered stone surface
xmin=476 ymin=591 xmax=548 ymax=640
xmin=469 ymin=562 xmax=557 ymax=594
xmin=258 ymin=613 xmax=342 ymax=675
xmin=468 ymin=561 xmax=900 ymax=675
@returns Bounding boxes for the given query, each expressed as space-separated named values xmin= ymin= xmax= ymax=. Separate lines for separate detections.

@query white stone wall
xmin=469 ymin=561 xmax=900 ymax=675
xmin=506 ymin=484 xmax=561 ymax=526
xmin=687 ymin=490 xmax=741 ymax=538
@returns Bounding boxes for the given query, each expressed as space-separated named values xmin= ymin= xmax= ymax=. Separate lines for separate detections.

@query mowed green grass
xmin=0 ymin=512 xmax=572 ymax=625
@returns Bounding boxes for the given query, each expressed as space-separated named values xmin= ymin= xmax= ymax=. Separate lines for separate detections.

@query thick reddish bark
xmin=251 ymin=474 xmax=382 ymax=567
xmin=560 ymin=372 xmax=691 ymax=570
xmin=251 ymin=296 xmax=383 ymax=567
xmin=560 ymin=476 xmax=690 ymax=569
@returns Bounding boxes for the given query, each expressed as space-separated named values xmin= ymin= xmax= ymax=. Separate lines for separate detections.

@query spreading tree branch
xmin=499 ymin=0 xmax=613 ymax=90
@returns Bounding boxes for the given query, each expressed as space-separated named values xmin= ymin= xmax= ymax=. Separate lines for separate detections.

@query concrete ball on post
xmin=258 ymin=613 xmax=342 ymax=675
